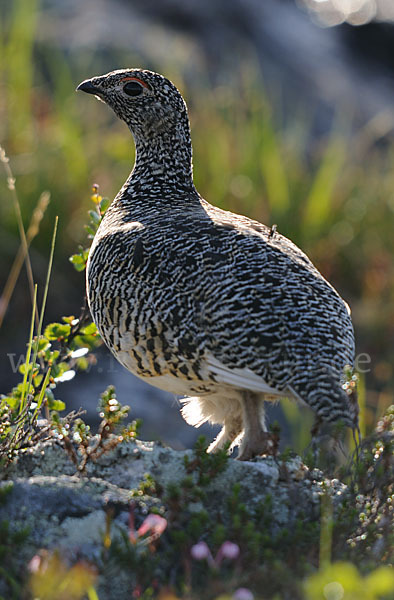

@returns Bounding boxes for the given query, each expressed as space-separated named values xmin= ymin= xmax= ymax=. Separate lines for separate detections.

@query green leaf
xmin=50 ymin=361 xmax=65 ymax=378
xmin=36 ymin=337 xmax=50 ymax=352
xmin=18 ymin=362 xmax=34 ymax=375
xmin=44 ymin=323 xmax=71 ymax=341
xmin=75 ymin=356 xmax=89 ymax=371
xmin=69 ymin=253 xmax=87 ymax=272
xmin=33 ymin=374 xmax=44 ymax=387
xmin=88 ymin=209 xmax=101 ymax=225
xmin=2 ymin=397 xmax=19 ymax=409
xmin=47 ymin=398 xmax=66 ymax=412
xmin=84 ymin=225 xmax=96 ymax=238
xmin=71 ymin=333 xmax=101 ymax=351
xmin=81 ymin=322 xmax=97 ymax=335
xmin=45 ymin=349 xmax=60 ymax=363
xmin=15 ymin=382 xmax=34 ymax=397
xmin=62 ymin=315 xmax=77 ymax=325
xmin=100 ymin=197 xmax=110 ymax=213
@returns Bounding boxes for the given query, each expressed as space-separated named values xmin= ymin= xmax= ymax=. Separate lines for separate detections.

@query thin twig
xmin=0 ymin=191 xmax=50 ymax=328
xmin=0 ymin=146 xmax=38 ymax=326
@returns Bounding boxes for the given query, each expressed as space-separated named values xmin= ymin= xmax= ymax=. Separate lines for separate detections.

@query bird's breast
xmin=86 ymin=227 xmax=207 ymax=382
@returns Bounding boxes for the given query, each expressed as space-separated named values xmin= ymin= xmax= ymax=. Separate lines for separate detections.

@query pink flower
xmin=137 ymin=514 xmax=167 ymax=539
xmin=28 ymin=554 xmax=43 ymax=574
xmin=128 ymin=505 xmax=167 ymax=544
xmin=191 ymin=541 xmax=212 ymax=561
xmin=233 ymin=588 xmax=254 ymax=600
xmin=219 ymin=541 xmax=240 ymax=561
xmin=191 ymin=540 xmax=241 ymax=568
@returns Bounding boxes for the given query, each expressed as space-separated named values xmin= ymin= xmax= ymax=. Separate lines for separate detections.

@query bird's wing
xmin=205 ymin=353 xmax=284 ymax=396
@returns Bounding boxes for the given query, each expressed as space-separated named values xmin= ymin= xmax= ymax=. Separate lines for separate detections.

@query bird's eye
xmin=123 ymin=81 xmax=144 ymax=97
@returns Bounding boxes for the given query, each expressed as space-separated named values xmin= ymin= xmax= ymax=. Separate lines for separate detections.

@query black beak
xmin=76 ymin=80 xmax=102 ymax=95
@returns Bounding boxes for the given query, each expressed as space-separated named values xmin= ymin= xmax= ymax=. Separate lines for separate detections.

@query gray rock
xmin=1 ymin=438 xmax=347 ymax=599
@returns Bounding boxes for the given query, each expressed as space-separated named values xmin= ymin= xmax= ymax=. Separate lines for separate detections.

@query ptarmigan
xmin=77 ymin=69 xmax=358 ymax=460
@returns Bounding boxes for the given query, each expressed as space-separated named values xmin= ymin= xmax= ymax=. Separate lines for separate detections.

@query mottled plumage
xmin=77 ymin=69 xmax=358 ymax=459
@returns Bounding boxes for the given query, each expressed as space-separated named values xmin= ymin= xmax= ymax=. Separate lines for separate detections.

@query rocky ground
xmin=0 ymin=437 xmax=352 ymax=599
xmin=0 ymin=404 xmax=392 ymax=599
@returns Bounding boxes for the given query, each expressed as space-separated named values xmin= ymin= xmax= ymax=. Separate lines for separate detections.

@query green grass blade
xmin=303 ymin=137 xmax=346 ymax=229
xmin=32 ymin=366 xmax=52 ymax=422
xmin=87 ymin=587 xmax=100 ymax=600
xmin=4 ymin=0 xmax=39 ymax=147
xmin=38 ymin=216 xmax=58 ymax=337
xmin=280 ymin=397 xmax=313 ymax=453
xmin=319 ymin=492 xmax=333 ymax=569
xmin=261 ymin=113 xmax=290 ymax=216
xmin=27 ymin=216 xmax=58 ymax=396
xmin=0 ymin=145 xmax=37 ymax=325
xmin=19 ymin=284 xmax=37 ymax=412
xmin=44 ymin=47 xmax=88 ymax=184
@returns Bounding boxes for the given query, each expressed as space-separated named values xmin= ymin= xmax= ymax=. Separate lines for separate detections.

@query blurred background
xmin=0 ymin=0 xmax=393 ymax=452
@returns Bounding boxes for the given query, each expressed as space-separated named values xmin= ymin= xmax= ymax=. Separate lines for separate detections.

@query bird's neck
xmin=128 ymin=126 xmax=195 ymax=195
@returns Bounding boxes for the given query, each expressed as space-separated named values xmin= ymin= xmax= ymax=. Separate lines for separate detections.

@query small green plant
xmin=69 ymin=183 xmax=110 ymax=272
xmin=0 ymin=295 xmax=102 ymax=469
xmin=334 ymin=406 xmax=394 ymax=568
xmin=0 ymin=157 xmax=108 ymax=470
xmin=52 ymin=385 xmax=141 ymax=474
xmin=183 ymin=435 xmax=230 ymax=485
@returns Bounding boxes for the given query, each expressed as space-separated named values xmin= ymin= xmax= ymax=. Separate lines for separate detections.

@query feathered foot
xmin=236 ymin=390 xmax=273 ymax=461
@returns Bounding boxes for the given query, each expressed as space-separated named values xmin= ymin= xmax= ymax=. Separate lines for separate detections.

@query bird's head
xmin=77 ymin=69 xmax=189 ymax=143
